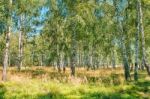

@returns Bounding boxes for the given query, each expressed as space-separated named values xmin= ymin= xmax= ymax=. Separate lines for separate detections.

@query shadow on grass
xmin=31 ymin=69 xmax=47 ymax=77
xmin=35 ymin=81 xmax=150 ymax=99
xmin=81 ymin=92 xmax=136 ymax=99
xmin=37 ymin=92 xmax=121 ymax=99
xmin=0 ymin=92 xmax=66 ymax=99
xmin=132 ymin=80 xmax=150 ymax=93
xmin=117 ymin=80 xmax=150 ymax=99
xmin=136 ymin=80 xmax=150 ymax=88
xmin=37 ymin=92 xmax=67 ymax=99
xmin=0 ymin=84 xmax=6 ymax=99
xmin=19 ymin=68 xmax=68 ymax=79
xmin=80 ymin=80 xmax=150 ymax=99
xmin=20 ymin=68 xmax=47 ymax=77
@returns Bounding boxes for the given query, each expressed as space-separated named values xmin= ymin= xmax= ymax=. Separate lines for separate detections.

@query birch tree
xmin=137 ymin=0 xmax=150 ymax=75
xmin=2 ymin=0 xmax=12 ymax=81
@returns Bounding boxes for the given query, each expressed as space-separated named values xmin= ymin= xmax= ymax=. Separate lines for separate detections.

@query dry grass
xmin=0 ymin=66 xmax=124 ymax=83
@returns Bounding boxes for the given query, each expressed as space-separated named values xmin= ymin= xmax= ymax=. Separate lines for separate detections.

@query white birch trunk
xmin=18 ymin=14 xmax=23 ymax=70
xmin=138 ymin=0 xmax=150 ymax=75
xmin=2 ymin=0 xmax=12 ymax=81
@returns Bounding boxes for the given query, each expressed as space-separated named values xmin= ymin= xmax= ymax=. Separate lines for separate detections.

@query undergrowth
xmin=0 ymin=67 xmax=149 ymax=99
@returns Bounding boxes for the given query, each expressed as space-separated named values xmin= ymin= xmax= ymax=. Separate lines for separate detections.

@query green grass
xmin=0 ymin=78 xmax=150 ymax=99
xmin=0 ymin=68 xmax=150 ymax=99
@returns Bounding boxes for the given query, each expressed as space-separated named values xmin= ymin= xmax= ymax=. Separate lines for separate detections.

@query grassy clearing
xmin=0 ymin=67 xmax=150 ymax=99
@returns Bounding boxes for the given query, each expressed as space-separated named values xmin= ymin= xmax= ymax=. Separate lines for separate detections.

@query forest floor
xmin=0 ymin=67 xmax=150 ymax=99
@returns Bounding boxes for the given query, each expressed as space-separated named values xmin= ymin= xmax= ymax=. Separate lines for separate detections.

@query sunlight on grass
xmin=0 ymin=67 xmax=150 ymax=99
xmin=0 ymin=79 xmax=149 ymax=99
